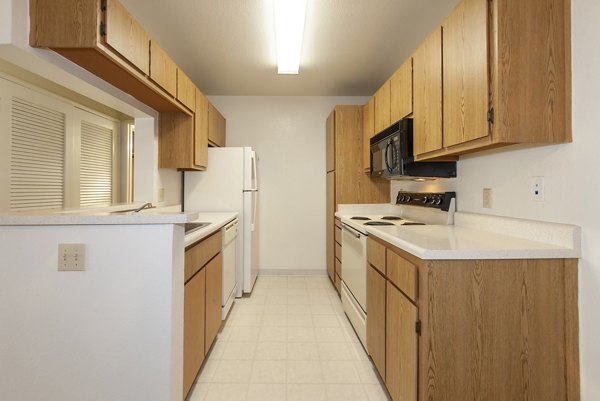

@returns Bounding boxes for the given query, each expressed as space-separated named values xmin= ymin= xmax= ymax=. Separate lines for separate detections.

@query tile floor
xmin=187 ymin=275 xmax=390 ymax=401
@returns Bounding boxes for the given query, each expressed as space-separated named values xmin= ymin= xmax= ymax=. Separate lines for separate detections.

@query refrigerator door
xmin=243 ymin=190 xmax=258 ymax=293
xmin=244 ymin=148 xmax=258 ymax=191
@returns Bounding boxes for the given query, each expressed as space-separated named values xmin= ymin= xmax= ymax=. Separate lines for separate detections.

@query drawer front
xmin=184 ymin=230 xmax=222 ymax=282
xmin=334 ymin=272 xmax=341 ymax=293
xmin=335 ymin=225 xmax=341 ymax=244
xmin=386 ymin=250 xmax=417 ymax=301
xmin=368 ymin=237 xmax=386 ymax=275
xmin=335 ymin=257 xmax=342 ymax=278
xmin=335 ymin=241 xmax=342 ymax=261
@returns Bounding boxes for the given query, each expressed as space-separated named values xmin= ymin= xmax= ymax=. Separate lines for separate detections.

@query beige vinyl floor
xmin=187 ymin=275 xmax=390 ymax=401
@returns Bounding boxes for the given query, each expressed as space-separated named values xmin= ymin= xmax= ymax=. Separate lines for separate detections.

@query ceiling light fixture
xmin=274 ymin=0 xmax=307 ymax=74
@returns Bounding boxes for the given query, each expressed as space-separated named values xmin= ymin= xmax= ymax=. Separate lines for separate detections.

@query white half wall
xmin=209 ymin=96 xmax=367 ymax=274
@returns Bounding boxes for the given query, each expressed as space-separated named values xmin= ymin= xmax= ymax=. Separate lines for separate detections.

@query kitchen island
xmin=0 ymin=206 xmax=235 ymax=401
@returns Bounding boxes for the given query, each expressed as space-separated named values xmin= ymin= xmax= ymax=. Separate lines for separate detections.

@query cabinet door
xmin=443 ymin=0 xmax=489 ymax=147
xmin=183 ymin=267 xmax=205 ymax=397
xmin=374 ymin=80 xmax=391 ymax=134
xmin=150 ymin=40 xmax=178 ymax=96
xmin=386 ymin=282 xmax=418 ymax=401
xmin=326 ymin=111 xmax=335 ymax=172
xmin=104 ymin=0 xmax=150 ymax=74
xmin=390 ymin=58 xmax=413 ymax=123
xmin=362 ymin=98 xmax=375 ymax=172
xmin=205 ymin=253 xmax=222 ymax=352
xmin=194 ymin=89 xmax=209 ymax=169
xmin=177 ymin=69 xmax=196 ymax=111
xmin=158 ymin=112 xmax=195 ymax=170
xmin=326 ymin=171 xmax=335 ymax=283
xmin=367 ymin=265 xmax=386 ymax=379
xmin=413 ymin=28 xmax=443 ymax=155
xmin=208 ymin=102 xmax=226 ymax=147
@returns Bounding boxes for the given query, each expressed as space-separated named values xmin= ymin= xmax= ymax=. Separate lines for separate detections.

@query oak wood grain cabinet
xmin=325 ymin=106 xmax=389 ymax=287
xmin=413 ymin=27 xmax=443 ymax=156
xmin=362 ymin=97 xmax=375 ymax=173
xmin=390 ymin=58 xmax=413 ymax=123
xmin=159 ymin=88 xmax=210 ymax=171
xmin=29 ymin=0 xmax=188 ymax=113
xmin=183 ymin=230 xmax=222 ymax=399
xmin=366 ymin=234 xmax=580 ymax=401
xmin=177 ymin=69 xmax=197 ymax=111
xmin=374 ymin=80 xmax=391 ymax=134
xmin=208 ymin=102 xmax=226 ymax=147
xmin=149 ymin=40 xmax=177 ymax=97
xmin=414 ymin=0 xmax=571 ymax=160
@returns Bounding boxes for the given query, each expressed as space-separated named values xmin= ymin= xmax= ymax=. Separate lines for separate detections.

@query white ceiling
xmin=120 ymin=0 xmax=459 ymax=96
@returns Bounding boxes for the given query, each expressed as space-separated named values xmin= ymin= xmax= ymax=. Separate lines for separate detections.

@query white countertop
xmin=0 ymin=204 xmax=198 ymax=225
xmin=184 ymin=212 xmax=239 ymax=247
xmin=337 ymin=210 xmax=581 ymax=260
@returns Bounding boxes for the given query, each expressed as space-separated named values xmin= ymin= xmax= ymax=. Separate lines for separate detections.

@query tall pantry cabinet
xmin=326 ymin=106 xmax=389 ymax=286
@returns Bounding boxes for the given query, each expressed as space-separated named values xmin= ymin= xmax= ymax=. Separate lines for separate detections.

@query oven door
xmin=341 ymin=223 xmax=367 ymax=312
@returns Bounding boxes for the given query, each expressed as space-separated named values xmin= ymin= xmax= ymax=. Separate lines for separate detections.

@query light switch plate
xmin=483 ymin=188 xmax=492 ymax=208
xmin=58 ymin=243 xmax=86 ymax=271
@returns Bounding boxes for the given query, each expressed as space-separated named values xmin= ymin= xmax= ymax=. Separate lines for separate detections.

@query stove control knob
xmin=429 ymin=197 xmax=437 ymax=204
xmin=422 ymin=196 xmax=429 ymax=204
xmin=435 ymin=197 xmax=443 ymax=205
xmin=400 ymin=195 xmax=406 ymax=202
xmin=405 ymin=195 xmax=412 ymax=202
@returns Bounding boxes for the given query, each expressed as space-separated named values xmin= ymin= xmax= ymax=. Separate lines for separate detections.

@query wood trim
xmin=564 ymin=259 xmax=580 ymax=401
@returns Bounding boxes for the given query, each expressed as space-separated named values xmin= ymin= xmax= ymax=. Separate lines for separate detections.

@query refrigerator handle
xmin=251 ymin=152 xmax=257 ymax=190
xmin=251 ymin=190 xmax=257 ymax=231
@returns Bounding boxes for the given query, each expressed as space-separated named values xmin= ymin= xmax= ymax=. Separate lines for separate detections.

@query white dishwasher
xmin=222 ymin=218 xmax=239 ymax=319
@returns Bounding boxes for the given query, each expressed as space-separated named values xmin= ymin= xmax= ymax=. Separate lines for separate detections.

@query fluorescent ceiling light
xmin=274 ymin=0 xmax=307 ymax=74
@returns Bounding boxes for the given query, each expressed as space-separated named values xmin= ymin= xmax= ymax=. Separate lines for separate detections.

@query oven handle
xmin=342 ymin=223 xmax=362 ymax=239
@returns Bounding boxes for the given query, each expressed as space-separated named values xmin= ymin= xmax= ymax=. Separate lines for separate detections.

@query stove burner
xmin=364 ymin=221 xmax=395 ymax=226
xmin=351 ymin=216 xmax=371 ymax=220
xmin=381 ymin=216 xmax=403 ymax=221
xmin=402 ymin=222 xmax=426 ymax=226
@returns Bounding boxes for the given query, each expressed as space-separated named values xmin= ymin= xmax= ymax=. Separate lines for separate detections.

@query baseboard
xmin=258 ymin=269 xmax=327 ymax=276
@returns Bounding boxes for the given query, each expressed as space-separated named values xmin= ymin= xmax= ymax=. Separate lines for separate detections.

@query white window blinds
xmin=80 ymin=120 xmax=114 ymax=206
xmin=10 ymin=97 xmax=66 ymax=211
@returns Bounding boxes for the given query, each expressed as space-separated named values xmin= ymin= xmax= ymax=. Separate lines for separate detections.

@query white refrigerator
xmin=184 ymin=147 xmax=259 ymax=297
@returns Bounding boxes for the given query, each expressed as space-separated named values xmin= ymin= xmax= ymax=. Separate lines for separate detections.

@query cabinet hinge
xmin=415 ymin=320 xmax=422 ymax=336
xmin=100 ymin=22 xmax=106 ymax=37
xmin=487 ymin=108 xmax=495 ymax=124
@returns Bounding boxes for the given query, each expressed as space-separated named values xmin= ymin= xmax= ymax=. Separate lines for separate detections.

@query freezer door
xmin=243 ymin=190 xmax=258 ymax=293
xmin=244 ymin=148 xmax=258 ymax=191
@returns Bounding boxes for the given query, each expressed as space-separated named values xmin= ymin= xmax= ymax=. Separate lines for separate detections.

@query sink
xmin=184 ymin=222 xmax=211 ymax=234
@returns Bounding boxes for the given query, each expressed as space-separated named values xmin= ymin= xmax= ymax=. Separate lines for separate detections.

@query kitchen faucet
xmin=134 ymin=202 xmax=154 ymax=213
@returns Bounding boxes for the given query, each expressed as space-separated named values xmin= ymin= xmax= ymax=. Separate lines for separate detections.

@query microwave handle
xmin=385 ymin=141 xmax=392 ymax=173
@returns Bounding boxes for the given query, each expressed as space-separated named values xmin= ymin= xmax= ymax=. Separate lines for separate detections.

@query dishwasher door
xmin=341 ymin=223 xmax=368 ymax=312
xmin=222 ymin=219 xmax=239 ymax=319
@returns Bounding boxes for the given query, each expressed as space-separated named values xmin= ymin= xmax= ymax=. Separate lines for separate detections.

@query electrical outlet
xmin=158 ymin=188 xmax=165 ymax=202
xmin=58 ymin=244 xmax=86 ymax=271
xmin=483 ymin=188 xmax=492 ymax=208
xmin=530 ymin=176 xmax=545 ymax=202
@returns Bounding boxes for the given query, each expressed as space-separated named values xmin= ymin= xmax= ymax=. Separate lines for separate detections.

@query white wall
xmin=209 ymin=96 xmax=367 ymax=274
xmin=0 ymin=224 xmax=184 ymax=401
xmin=0 ymin=0 xmax=11 ymax=43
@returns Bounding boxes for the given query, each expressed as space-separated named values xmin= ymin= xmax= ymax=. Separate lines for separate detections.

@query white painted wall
xmin=209 ymin=96 xmax=367 ymax=274
xmin=0 ymin=224 xmax=185 ymax=401
xmin=0 ymin=0 xmax=11 ymax=43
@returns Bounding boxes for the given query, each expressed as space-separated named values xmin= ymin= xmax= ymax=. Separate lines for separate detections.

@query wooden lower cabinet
xmin=183 ymin=268 xmax=205 ymax=397
xmin=386 ymin=281 xmax=417 ymax=401
xmin=366 ymin=265 xmax=386 ymax=378
xmin=366 ymin=235 xmax=580 ymax=401
xmin=205 ymin=253 xmax=222 ymax=352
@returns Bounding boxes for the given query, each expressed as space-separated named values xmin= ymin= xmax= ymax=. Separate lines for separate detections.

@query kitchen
xmin=0 ymin=0 xmax=598 ymax=400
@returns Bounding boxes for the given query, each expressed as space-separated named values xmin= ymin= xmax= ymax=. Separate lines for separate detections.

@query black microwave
xmin=370 ymin=119 xmax=457 ymax=179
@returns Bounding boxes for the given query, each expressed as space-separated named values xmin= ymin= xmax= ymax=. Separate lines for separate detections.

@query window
xmin=0 ymin=75 xmax=126 ymax=212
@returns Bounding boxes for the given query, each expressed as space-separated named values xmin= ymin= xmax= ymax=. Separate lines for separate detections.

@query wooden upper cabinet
xmin=194 ymin=89 xmax=209 ymax=169
xmin=326 ymin=111 xmax=335 ymax=172
xmin=413 ymin=27 xmax=443 ymax=156
xmin=374 ymin=80 xmax=391 ymax=134
xmin=443 ymin=0 xmax=489 ymax=147
xmin=208 ymin=102 xmax=226 ymax=147
xmin=177 ymin=69 xmax=196 ymax=111
xmin=390 ymin=58 xmax=413 ymax=123
xmin=362 ymin=97 xmax=375 ymax=172
xmin=103 ymin=0 xmax=150 ymax=75
xmin=150 ymin=40 xmax=177 ymax=97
